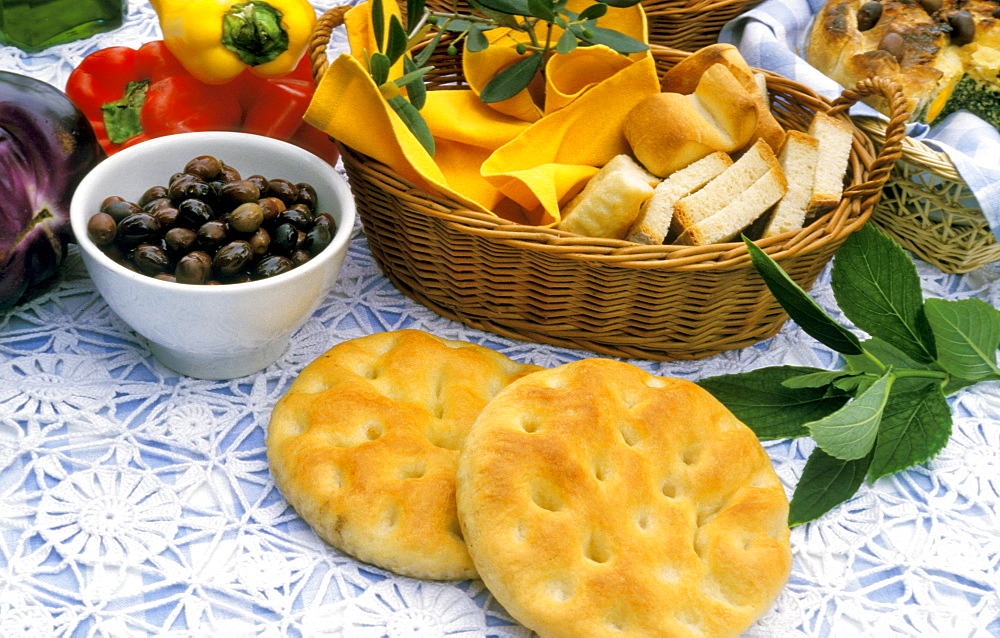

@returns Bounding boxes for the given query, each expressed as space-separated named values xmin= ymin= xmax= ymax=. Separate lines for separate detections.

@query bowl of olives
xmin=70 ymin=131 xmax=356 ymax=380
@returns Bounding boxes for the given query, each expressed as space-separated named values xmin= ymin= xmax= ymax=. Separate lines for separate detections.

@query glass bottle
xmin=0 ymin=0 xmax=126 ymax=52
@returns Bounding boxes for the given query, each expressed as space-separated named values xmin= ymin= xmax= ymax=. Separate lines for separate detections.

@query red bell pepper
xmin=66 ymin=41 xmax=243 ymax=154
xmin=67 ymin=40 xmax=339 ymax=164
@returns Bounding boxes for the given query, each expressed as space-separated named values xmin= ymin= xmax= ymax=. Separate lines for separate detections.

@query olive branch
xmin=362 ymin=0 xmax=647 ymax=154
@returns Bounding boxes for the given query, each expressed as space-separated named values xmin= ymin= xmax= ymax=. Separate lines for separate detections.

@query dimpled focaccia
xmin=266 ymin=329 xmax=542 ymax=580
xmin=456 ymin=358 xmax=792 ymax=637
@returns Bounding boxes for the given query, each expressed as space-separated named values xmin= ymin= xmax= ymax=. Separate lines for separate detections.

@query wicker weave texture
xmin=311 ymin=9 xmax=907 ymax=360
xmin=855 ymin=118 xmax=1000 ymax=274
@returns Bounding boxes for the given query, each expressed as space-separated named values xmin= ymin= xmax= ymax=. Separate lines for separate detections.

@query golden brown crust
xmin=266 ymin=329 xmax=542 ymax=580
xmin=805 ymin=0 xmax=1000 ymax=120
xmin=456 ymin=358 xmax=792 ymax=637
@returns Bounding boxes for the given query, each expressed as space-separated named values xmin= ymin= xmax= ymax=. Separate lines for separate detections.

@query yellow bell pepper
xmin=150 ymin=0 xmax=317 ymax=84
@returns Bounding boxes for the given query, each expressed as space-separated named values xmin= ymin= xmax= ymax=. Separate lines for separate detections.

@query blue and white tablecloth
xmin=2 ymin=1 xmax=1000 ymax=636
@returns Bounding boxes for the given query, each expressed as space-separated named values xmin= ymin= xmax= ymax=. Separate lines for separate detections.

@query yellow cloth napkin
xmin=304 ymin=0 xmax=658 ymax=226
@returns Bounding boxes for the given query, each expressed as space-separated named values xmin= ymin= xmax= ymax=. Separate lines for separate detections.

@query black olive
xmin=247 ymin=227 xmax=270 ymax=258
xmin=253 ymin=255 xmax=294 ymax=279
xmin=219 ymin=164 xmax=241 ymax=182
xmin=184 ymin=155 xmax=223 ymax=181
xmin=195 ymin=220 xmax=229 ymax=252
xmin=278 ymin=206 xmax=313 ymax=231
xmin=918 ymin=0 xmax=941 ymax=13
xmin=175 ymin=251 xmax=213 ymax=284
xmin=290 ymin=250 xmax=312 ymax=266
xmin=258 ymin=197 xmax=286 ymax=224
xmin=857 ymin=1 xmax=882 ymax=31
xmin=138 ymin=185 xmax=169 ymax=207
xmin=295 ymin=182 xmax=318 ymax=211
xmin=87 ymin=212 xmax=117 ymax=246
xmin=227 ymin=202 xmax=264 ymax=233
xmin=314 ymin=212 xmax=337 ymax=234
xmin=154 ymin=273 xmax=177 ymax=283
xmin=168 ymin=174 xmax=211 ymax=202
xmin=134 ymin=244 xmax=171 ymax=276
xmin=116 ymin=213 xmax=161 ymax=248
xmin=143 ymin=197 xmax=174 ymax=215
xmin=101 ymin=195 xmax=125 ymax=209
xmin=270 ymin=222 xmax=298 ymax=255
xmin=177 ymin=198 xmax=216 ymax=228
xmin=303 ymin=224 xmax=332 ymax=256
xmin=266 ymin=178 xmax=298 ymax=205
xmin=219 ymin=180 xmax=260 ymax=207
xmin=949 ymin=11 xmax=974 ymax=46
xmin=246 ymin=174 xmax=269 ymax=193
xmin=102 ymin=199 xmax=143 ymax=222
xmin=165 ymin=227 xmax=198 ymax=255
xmin=213 ymin=240 xmax=253 ymax=276
xmin=877 ymin=32 xmax=905 ymax=62
xmin=153 ymin=206 xmax=180 ymax=228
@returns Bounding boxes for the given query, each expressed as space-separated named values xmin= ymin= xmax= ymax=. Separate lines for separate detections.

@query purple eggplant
xmin=0 ymin=70 xmax=104 ymax=311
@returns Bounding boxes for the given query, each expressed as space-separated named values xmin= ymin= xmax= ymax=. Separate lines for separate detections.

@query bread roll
xmin=625 ymin=64 xmax=758 ymax=178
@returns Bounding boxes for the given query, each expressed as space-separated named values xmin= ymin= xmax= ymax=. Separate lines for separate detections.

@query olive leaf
xmin=466 ymin=25 xmax=490 ymax=52
xmin=527 ymin=0 xmax=557 ymax=20
xmin=577 ymin=2 xmax=608 ymax=20
xmin=556 ymin=29 xmax=578 ymax=54
xmin=923 ymin=297 xmax=1000 ymax=381
xmin=370 ymin=52 xmax=392 ymax=86
xmin=387 ymin=95 xmax=435 ymax=155
xmin=831 ymin=223 xmax=936 ymax=364
xmin=468 ymin=0 xmax=522 ymax=29
xmin=744 ymin=237 xmax=864 ymax=356
xmin=407 ymin=0 xmax=426 ymax=33
xmin=474 ymin=0 xmax=534 ymax=17
xmin=577 ymin=25 xmax=648 ymax=53
xmin=400 ymin=57 xmax=429 ymax=109
xmin=386 ymin=14 xmax=410 ymax=65
xmin=372 ymin=0 xmax=386 ymax=51
xmin=480 ymin=52 xmax=542 ymax=103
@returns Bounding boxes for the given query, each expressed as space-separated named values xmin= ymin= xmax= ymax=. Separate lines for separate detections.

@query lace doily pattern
xmin=3 ymin=2 xmax=1000 ymax=635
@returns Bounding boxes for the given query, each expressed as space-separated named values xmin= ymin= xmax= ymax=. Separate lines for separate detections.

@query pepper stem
xmin=221 ymin=1 xmax=289 ymax=67
xmin=101 ymin=79 xmax=149 ymax=144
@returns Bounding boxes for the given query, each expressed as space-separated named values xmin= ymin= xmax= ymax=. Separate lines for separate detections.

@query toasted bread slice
xmin=558 ymin=154 xmax=660 ymax=239
xmin=807 ymin=112 xmax=854 ymax=213
xmin=762 ymin=130 xmax=820 ymax=237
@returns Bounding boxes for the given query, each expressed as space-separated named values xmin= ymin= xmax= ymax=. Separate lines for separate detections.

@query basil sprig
xmin=698 ymin=224 xmax=1000 ymax=526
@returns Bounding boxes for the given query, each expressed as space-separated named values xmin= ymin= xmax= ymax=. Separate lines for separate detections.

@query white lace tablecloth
xmin=3 ymin=2 xmax=1000 ymax=636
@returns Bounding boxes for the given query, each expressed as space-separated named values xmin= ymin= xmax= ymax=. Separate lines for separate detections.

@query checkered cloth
xmin=719 ymin=0 xmax=1000 ymax=239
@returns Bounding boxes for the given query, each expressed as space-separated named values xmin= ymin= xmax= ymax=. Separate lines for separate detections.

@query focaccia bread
xmin=805 ymin=0 xmax=1000 ymax=128
xmin=456 ymin=358 xmax=792 ymax=637
xmin=266 ymin=329 xmax=542 ymax=580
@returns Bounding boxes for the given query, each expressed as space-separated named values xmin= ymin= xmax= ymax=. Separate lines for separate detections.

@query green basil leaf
xmin=388 ymin=95 xmax=435 ymax=156
xmin=370 ymin=52 xmax=391 ymax=86
xmin=466 ymin=25 xmax=490 ymax=52
xmin=372 ymin=0 xmax=386 ymax=51
xmin=744 ymin=238 xmax=864 ymax=355
xmin=385 ymin=14 xmax=410 ymax=66
xmin=831 ymin=223 xmax=936 ymax=363
xmin=527 ymin=0 xmax=557 ymax=20
xmin=406 ymin=0 xmax=425 ymax=33
xmin=924 ymin=297 xmax=1000 ymax=381
xmin=480 ymin=52 xmax=541 ymax=103
xmin=469 ymin=0 xmax=522 ymax=29
xmin=807 ymin=369 xmax=893 ymax=460
xmin=399 ymin=57 xmax=428 ymax=109
xmin=788 ymin=446 xmax=872 ymax=527
xmin=577 ymin=2 xmax=608 ymax=20
xmin=868 ymin=377 xmax=951 ymax=480
xmin=579 ymin=26 xmax=648 ymax=53
xmin=473 ymin=0 xmax=534 ymax=17
xmin=555 ymin=28 xmax=578 ymax=54
xmin=697 ymin=366 xmax=848 ymax=440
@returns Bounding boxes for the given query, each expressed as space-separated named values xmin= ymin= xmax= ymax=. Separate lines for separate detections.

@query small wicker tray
xmin=854 ymin=118 xmax=1000 ymax=274
xmin=308 ymin=7 xmax=907 ymax=360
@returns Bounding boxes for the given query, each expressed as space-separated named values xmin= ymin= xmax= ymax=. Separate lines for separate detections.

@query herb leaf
xmin=924 ymin=297 xmax=1000 ymax=381
xmin=831 ymin=224 xmax=936 ymax=363
xmin=372 ymin=0 xmax=386 ymax=51
xmin=480 ymin=52 xmax=542 ymax=102
xmin=474 ymin=0 xmax=534 ymax=17
xmin=387 ymin=95 xmax=435 ymax=156
xmin=556 ymin=28 xmax=578 ymax=54
xmin=386 ymin=14 xmax=410 ymax=65
xmin=807 ymin=369 xmax=893 ymax=460
xmin=744 ymin=237 xmax=864 ymax=355
xmin=789 ymin=446 xmax=872 ymax=526
xmin=697 ymin=366 xmax=848 ymax=440
xmin=577 ymin=25 xmax=648 ymax=53
xmin=370 ymin=52 xmax=391 ymax=86
xmin=399 ymin=57 xmax=428 ymax=109
xmin=406 ymin=0 xmax=425 ymax=33
xmin=468 ymin=0 xmax=522 ymax=29
xmin=868 ymin=377 xmax=951 ymax=480
xmin=466 ymin=24 xmax=490 ymax=52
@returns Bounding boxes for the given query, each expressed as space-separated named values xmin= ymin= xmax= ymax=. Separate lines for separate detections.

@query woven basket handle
xmin=828 ymin=76 xmax=910 ymax=200
xmin=309 ymin=5 xmax=352 ymax=84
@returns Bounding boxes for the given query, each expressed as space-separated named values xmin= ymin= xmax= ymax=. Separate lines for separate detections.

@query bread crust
xmin=805 ymin=0 xmax=1000 ymax=122
xmin=266 ymin=329 xmax=541 ymax=580
xmin=456 ymin=359 xmax=792 ymax=637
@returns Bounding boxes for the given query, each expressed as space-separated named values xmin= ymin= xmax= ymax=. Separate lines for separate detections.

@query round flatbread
xmin=456 ymin=358 xmax=792 ymax=637
xmin=267 ymin=329 xmax=542 ymax=580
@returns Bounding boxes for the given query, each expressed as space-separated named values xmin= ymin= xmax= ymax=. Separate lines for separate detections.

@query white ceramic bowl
xmin=70 ymin=131 xmax=356 ymax=380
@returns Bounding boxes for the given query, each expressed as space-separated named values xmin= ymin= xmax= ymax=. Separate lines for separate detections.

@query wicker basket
xmin=308 ymin=7 xmax=908 ymax=361
xmin=420 ymin=0 xmax=756 ymax=51
xmin=853 ymin=118 xmax=1000 ymax=274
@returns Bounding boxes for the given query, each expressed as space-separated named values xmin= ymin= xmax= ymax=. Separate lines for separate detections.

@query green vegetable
xmin=698 ymin=224 xmax=1000 ymax=526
